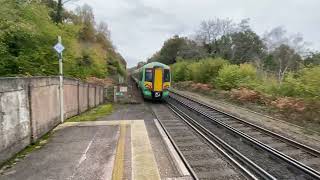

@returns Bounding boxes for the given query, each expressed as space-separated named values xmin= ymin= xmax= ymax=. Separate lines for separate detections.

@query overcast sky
xmin=67 ymin=0 xmax=320 ymax=67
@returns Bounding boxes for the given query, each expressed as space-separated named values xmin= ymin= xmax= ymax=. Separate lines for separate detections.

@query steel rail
xmin=167 ymin=102 xmax=276 ymax=180
xmin=169 ymin=89 xmax=320 ymax=157
xmin=153 ymin=116 xmax=199 ymax=180
xmin=169 ymin=93 xmax=320 ymax=179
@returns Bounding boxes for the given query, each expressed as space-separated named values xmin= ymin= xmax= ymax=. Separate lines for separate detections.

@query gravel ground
xmin=168 ymin=97 xmax=315 ymax=179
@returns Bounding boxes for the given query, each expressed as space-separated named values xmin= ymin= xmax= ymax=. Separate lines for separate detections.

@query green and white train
xmin=132 ymin=62 xmax=171 ymax=100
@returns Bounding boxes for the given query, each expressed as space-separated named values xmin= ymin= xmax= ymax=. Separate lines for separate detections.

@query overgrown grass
xmin=67 ymin=104 xmax=113 ymax=122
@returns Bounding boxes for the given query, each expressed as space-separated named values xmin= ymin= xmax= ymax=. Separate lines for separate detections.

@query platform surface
xmin=0 ymin=120 xmax=161 ymax=180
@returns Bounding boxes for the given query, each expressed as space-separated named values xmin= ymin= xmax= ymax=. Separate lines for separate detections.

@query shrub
xmin=195 ymin=58 xmax=229 ymax=83
xmin=298 ymin=66 xmax=320 ymax=99
xmin=265 ymin=66 xmax=320 ymax=99
xmin=172 ymin=57 xmax=228 ymax=84
xmin=171 ymin=61 xmax=190 ymax=81
xmin=215 ymin=64 xmax=257 ymax=90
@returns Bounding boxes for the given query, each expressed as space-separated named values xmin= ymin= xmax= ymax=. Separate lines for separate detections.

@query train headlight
xmin=145 ymin=84 xmax=152 ymax=90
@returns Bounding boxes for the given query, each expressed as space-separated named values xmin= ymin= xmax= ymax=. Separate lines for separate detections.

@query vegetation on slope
xmin=0 ymin=0 xmax=125 ymax=79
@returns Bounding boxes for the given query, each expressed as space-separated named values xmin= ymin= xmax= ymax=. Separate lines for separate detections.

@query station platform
xmin=0 ymin=118 xmax=191 ymax=180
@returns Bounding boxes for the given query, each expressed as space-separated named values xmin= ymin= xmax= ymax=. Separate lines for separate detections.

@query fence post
xmin=77 ymin=80 xmax=80 ymax=115
xmin=94 ymin=86 xmax=97 ymax=107
xmin=27 ymin=82 xmax=34 ymax=143
xmin=87 ymin=84 xmax=90 ymax=110
xmin=114 ymin=86 xmax=117 ymax=103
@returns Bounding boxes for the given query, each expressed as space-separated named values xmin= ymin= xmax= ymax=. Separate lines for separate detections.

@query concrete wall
xmin=0 ymin=78 xmax=31 ymax=166
xmin=78 ymin=82 xmax=89 ymax=113
xmin=0 ymin=77 xmax=104 ymax=165
xmin=88 ymin=85 xmax=95 ymax=108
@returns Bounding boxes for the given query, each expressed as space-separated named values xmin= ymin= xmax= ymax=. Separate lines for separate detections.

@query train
xmin=131 ymin=62 xmax=171 ymax=100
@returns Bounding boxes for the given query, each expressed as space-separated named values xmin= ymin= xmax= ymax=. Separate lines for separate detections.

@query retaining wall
xmin=0 ymin=77 xmax=104 ymax=165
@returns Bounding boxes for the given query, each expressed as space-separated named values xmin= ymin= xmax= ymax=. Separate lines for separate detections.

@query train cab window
xmin=145 ymin=69 xmax=153 ymax=82
xmin=164 ymin=69 xmax=170 ymax=82
xmin=140 ymin=70 xmax=143 ymax=81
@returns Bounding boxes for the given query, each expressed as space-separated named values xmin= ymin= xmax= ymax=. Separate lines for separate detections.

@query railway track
xmin=152 ymin=104 xmax=252 ymax=179
xmin=167 ymin=90 xmax=320 ymax=179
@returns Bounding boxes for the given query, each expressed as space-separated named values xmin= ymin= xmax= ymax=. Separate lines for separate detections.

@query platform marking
xmin=112 ymin=123 xmax=127 ymax=180
xmin=131 ymin=120 xmax=161 ymax=180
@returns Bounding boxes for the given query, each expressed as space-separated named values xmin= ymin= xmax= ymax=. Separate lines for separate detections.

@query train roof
xmin=142 ymin=62 xmax=170 ymax=69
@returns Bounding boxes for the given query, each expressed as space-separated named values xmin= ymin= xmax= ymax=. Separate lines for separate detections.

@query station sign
xmin=120 ymin=86 xmax=128 ymax=92
xmin=116 ymin=92 xmax=124 ymax=96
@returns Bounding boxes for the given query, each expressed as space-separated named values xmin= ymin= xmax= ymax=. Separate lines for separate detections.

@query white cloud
xmin=67 ymin=0 xmax=320 ymax=67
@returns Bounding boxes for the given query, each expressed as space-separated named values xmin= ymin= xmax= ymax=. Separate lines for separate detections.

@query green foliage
xmin=148 ymin=35 xmax=187 ymax=65
xmin=229 ymin=30 xmax=265 ymax=64
xmin=215 ymin=64 xmax=257 ymax=90
xmin=0 ymin=1 xmax=125 ymax=79
xmin=171 ymin=61 xmax=190 ymax=81
xmin=171 ymin=57 xmax=229 ymax=83
xmin=274 ymin=66 xmax=320 ymax=99
xmin=304 ymin=52 xmax=320 ymax=66
xmin=188 ymin=58 xmax=229 ymax=83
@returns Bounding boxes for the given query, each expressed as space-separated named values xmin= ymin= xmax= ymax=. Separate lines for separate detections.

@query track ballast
xmin=166 ymin=90 xmax=320 ymax=179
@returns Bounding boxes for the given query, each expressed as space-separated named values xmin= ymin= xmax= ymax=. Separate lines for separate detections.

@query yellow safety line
xmin=112 ymin=123 xmax=127 ymax=180
xmin=131 ymin=120 xmax=160 ymax=180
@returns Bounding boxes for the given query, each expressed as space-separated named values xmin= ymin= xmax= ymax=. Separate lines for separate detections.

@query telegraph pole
xmin=54 ymin=36 xmax=65 ymax=123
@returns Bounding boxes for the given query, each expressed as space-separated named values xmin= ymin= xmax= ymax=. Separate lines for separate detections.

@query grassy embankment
xmin=171 ymin=58 xmax=320 ymax=133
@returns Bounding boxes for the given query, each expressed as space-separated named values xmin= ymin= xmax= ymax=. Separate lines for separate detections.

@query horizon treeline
xmin=147 ymin=18 xmax=319 ymax=83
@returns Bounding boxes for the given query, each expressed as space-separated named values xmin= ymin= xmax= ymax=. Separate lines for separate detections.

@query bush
xmin=215 ymin=64 xmax=257 ymax=90
xmin=171 ymin=61 xmax=190 ymax=81
xmin=194 ymin=58 xmax=228 ymax=83
xmin=264 ymin=66 xmax=320 ymax=99
xmin=298 ymin=66 xmax=320 ymax=99
xmin=172 ymin=57 xmax=228 ymax=84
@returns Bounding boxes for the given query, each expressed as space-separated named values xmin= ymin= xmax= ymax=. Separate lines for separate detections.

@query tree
xmin=195 ymin=18 xmax=235 ymax=54
xmin=215 ymin=30 xmax=265 ymax=65
xmin=137 ymin=61 xmax=146 ymax=68
xmin=229 ymin=30 xmax=265 ymax=64
xmin=303 ymin=52 xmax=320 ymax=66
xmin=96 ymin=21 xmax=112 ymax=49
xmin=55 ymin=0 xmax=78 ymax=23
xmin=148 ymin=35 xmax=187 ymax=65
xmin=273 ymin=44 xmax=302 ymax=83
xmin=75 ymin=4 xmax=96 ymax=41
xmin=147 ymin=51 xmax=160 ymax=63
xmin=263 ymin=26 xmax=308 ymax=54
xmin=177 ymin=39 xmax=207 ymax=60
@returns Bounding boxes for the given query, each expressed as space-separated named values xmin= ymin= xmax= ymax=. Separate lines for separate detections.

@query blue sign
xmin=53 ymin=42 xmax=65 ymax=54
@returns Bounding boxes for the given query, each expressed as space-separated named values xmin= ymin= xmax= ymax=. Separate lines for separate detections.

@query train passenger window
xmin=164 ymin=69 xmax=170 ymax=82
xmin=145 ymin=69 xmax=153 ymax=82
